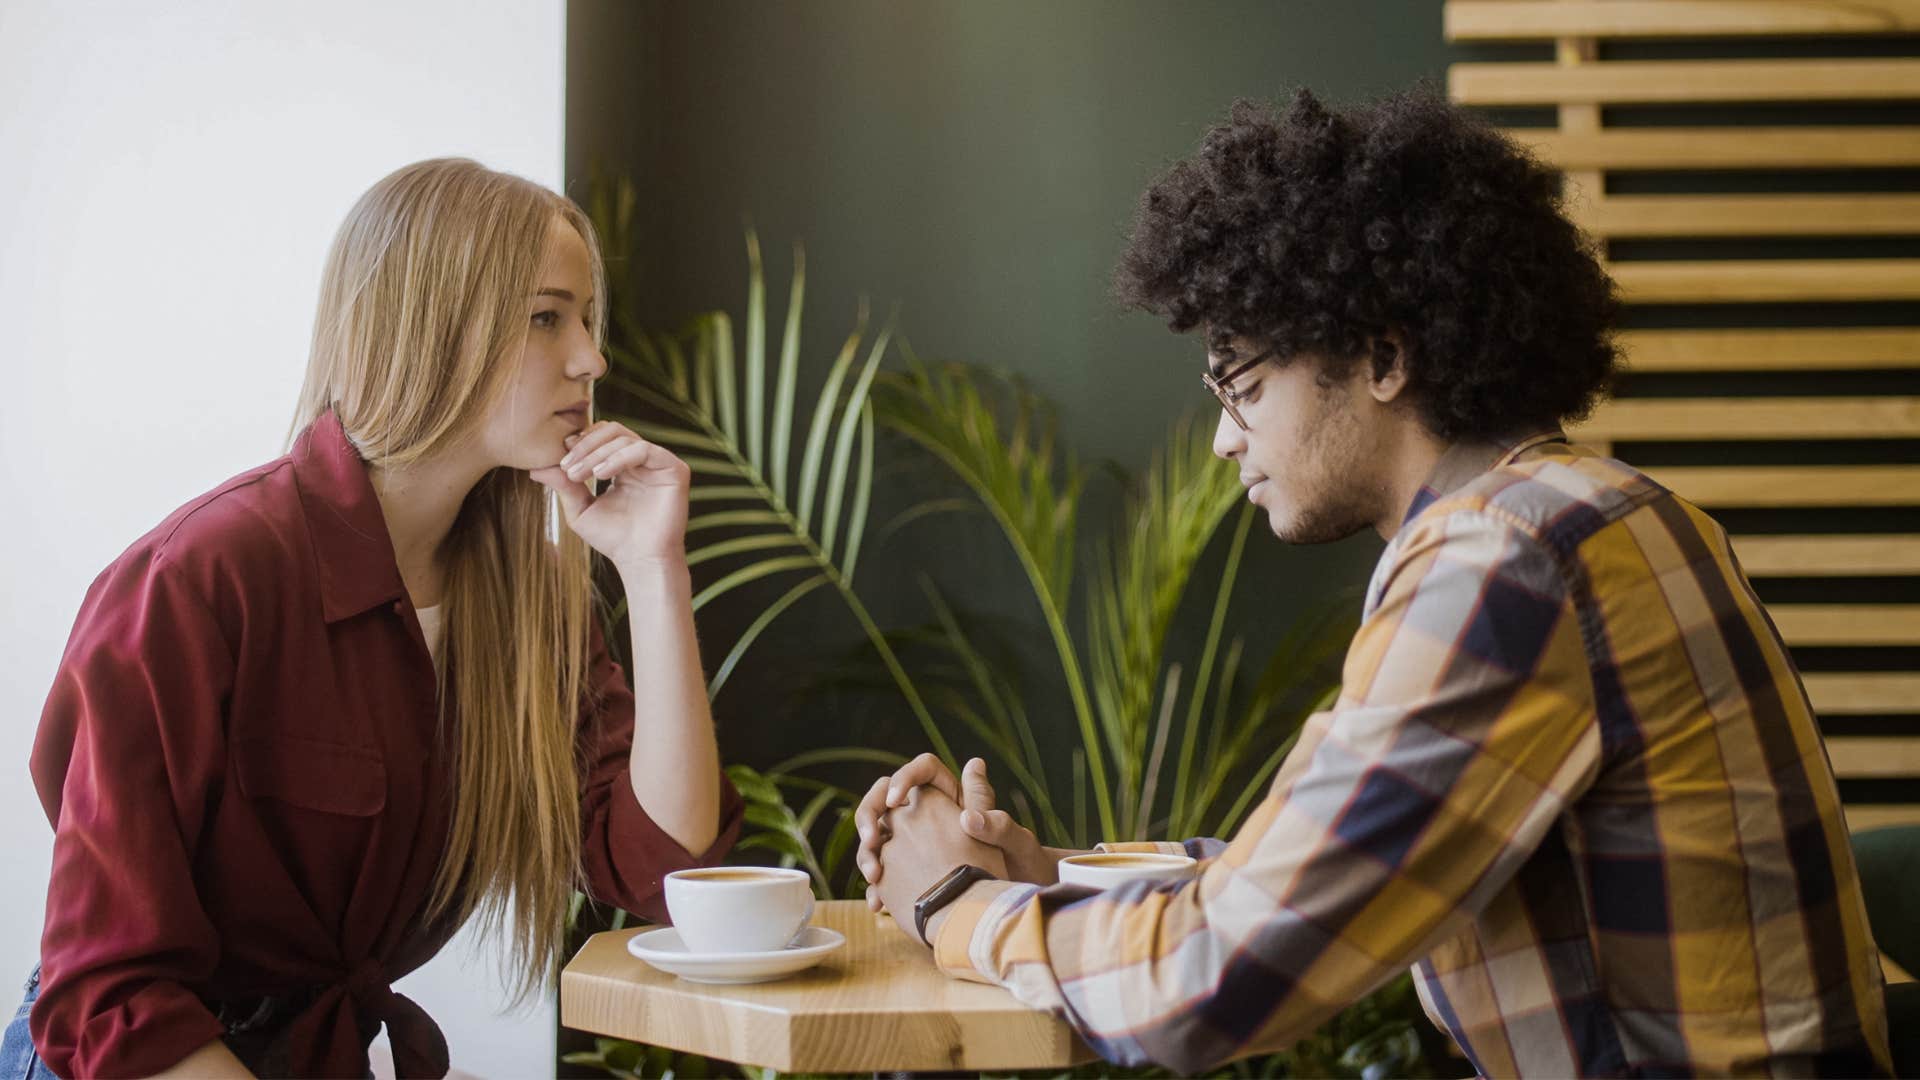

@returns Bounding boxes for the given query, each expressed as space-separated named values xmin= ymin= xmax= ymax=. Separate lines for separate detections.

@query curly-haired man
xmin=859 ymin=88 xmax=1892 ymax=1077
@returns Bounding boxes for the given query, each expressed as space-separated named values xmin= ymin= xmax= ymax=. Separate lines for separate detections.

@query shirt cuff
xmin=932 ymin=879 xmax=1041 ymax=984
xmin=600 ymin=768 xmax=745 ymax=921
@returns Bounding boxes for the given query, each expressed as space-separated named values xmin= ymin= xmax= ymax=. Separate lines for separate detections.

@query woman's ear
xmin=1368 ymin=330 xmax=1412 ymax=404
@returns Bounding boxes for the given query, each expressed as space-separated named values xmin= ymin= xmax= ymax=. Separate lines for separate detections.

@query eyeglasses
xmin=1201 ymin=347 xmax=1277 ymax=431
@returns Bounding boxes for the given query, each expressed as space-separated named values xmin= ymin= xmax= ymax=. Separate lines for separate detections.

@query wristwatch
xmin=912 ymin=864 xmax=999 ymax=945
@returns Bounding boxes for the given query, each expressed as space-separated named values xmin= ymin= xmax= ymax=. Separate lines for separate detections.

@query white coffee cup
xmin=1056 ymin=852 xmax=1197 ymax=889
xmin=664 ymin=867 xmax=815 ymax=954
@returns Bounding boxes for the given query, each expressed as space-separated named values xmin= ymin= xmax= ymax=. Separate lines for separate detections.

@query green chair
xmin=1854 ymin=825 xmax=1920 ymax=1077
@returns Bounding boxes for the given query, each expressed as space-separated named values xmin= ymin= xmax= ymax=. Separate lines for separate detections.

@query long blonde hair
xmin=290 ymin=158 xmax=608 ymax=1000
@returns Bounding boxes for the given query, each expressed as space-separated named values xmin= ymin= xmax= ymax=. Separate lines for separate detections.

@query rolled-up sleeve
xmin=577 ymin=618 xmax=742 ymax=923
xmin=30 ymin=552 xmax=231 ymax=1078
xmin=933 ymin=512 xmax=1602 ymax=1074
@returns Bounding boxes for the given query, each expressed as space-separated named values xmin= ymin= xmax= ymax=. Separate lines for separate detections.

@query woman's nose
xmin=571 ymin=339 xmax=608 ymax=383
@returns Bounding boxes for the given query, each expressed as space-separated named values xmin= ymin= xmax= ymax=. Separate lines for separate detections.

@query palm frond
xmin=1084 ymin=413 xmax=1244 ymax=837
xmin=583 ymin=192 xmax=955 ymax=768
xmin=872 ymin=355 xmax=1112 ymax=837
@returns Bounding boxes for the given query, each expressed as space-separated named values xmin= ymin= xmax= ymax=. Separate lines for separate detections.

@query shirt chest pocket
xmin=233 ymin=735 xmax=387 ymax=817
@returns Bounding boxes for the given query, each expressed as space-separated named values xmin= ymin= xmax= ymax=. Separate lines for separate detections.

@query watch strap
xmin=912 ymin=863 xmax=997 ymax=945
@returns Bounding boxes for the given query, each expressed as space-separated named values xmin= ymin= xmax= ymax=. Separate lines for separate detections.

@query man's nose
xmin=1212 ymin=409 xmax=1244 ymax=461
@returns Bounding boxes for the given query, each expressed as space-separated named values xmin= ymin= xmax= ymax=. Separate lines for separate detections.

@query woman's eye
xmin=532 ymin=310 xmax=559 ymax=329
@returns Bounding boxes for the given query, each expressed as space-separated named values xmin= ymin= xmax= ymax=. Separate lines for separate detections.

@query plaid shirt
xmin=934 ymin=433 xmax=1892 ymax=1077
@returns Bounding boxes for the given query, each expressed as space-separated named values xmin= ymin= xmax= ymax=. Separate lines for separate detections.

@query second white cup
xmin=1056 ymin=852 xmax=1197 ymax=889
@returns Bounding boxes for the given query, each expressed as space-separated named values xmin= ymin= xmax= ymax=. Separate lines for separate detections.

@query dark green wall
xmin=563 ymin=1 xmax=1475 ymax=770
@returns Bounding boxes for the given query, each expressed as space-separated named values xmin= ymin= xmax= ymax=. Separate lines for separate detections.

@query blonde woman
xmin=4 ymin=159 xmax=742 ymax=1079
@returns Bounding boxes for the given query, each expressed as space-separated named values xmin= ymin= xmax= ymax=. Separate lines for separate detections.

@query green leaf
xmin=744 ymin=229 xmax=766 ymax=470
xmin=625 ymin=421 xmax=724 ymax=454
xmin=770 ymin=242 xmax=804 ymax=500
xmin=1171 ymin=502 xmax=1257 ymax=834
xmin=687 ymin=484 xmax=762 ymax=503
xmin=796 ymin=786 xmax=838 ymax=837
xmin=711 ymin=312 xmax=738 ymax=444
xmin=687 ymin=509 xmax=785 ymax=532
xmin=821 ymin=808 xmax=859 ymax=887
xmin=841 ymin=404 xmax=876 ymax=581
xmin=726 ymin=765 xmax=783 ymax=805
xmin=687 ymin=532 xmax=806 ymax=569
xmin=691 ymin=554 xmax=819 ymax=612
xmin=680 ymin=455 xmax=748 ymax=477
xmin=795 ymin=304 xmax=867 ymax=533
xmin=709 ymin=574 xmax=830 ymax=699
xmin=820 ymin=316 xmax=892 ymax=560
xmin=768 ymin=746 xmax=909 ymax=775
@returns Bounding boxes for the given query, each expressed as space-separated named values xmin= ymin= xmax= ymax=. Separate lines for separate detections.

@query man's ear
xmin=1368 ymin=330 xmax=1412 ymax=404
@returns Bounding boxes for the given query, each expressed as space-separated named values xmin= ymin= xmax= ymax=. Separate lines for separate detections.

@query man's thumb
xmin=961 ymin=757 xmax=996 ymax=814
xmin=961 ymin=808 xmax=1017 ymax=845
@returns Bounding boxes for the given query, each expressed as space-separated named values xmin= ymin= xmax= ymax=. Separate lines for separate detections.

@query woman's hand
xmin=529 ymin=421 xmax=690 ymax=571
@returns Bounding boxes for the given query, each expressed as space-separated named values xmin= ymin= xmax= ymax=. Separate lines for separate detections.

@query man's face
xmin=1209 ymin=338 xmax=1386 ymax=544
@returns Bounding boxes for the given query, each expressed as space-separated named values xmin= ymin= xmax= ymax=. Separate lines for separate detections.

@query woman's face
xmin=481 ymin=216 xmax=607 ymax=470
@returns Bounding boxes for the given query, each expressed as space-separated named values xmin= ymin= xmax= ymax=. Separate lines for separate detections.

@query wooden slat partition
xmin=1732 ymin=535 xmax=1920 ymax=577
xmin=1571 ymin=397 xmax=1920 ymax=440
xmin=1447 ymin=1 xmax=1920 ymax=825
xmin=1611 ymin=260 xmax=1920 ymax=304
xmin=1448 ymin=1 xmax=1920 ymax=40
xmin=1585 ymin=194 xmax=1920 ymax=238
xmin=1451 ymin=58 xmax=1920 ymax=105
xmin=1642 ymin=466 xmax=1920 ymax=507
xmin=1614 ymin=328 xmax=1920 ymax=370
xmin=1510 ymin=128 xmax=1920 ymax=170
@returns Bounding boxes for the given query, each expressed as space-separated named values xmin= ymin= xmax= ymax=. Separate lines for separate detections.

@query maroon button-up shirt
xmin=30 ymin=411 xmax=744 ymax=1078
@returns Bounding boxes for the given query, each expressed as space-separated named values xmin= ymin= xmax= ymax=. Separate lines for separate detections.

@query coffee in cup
xmin=1056 ymin=851 xmax=1196 ymax=889
xmin=664 ymin=867 xmax=814 ymax=953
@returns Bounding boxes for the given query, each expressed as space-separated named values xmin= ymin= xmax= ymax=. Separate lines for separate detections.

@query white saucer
xmin=626 ymin=925 xmax=846 ymax=984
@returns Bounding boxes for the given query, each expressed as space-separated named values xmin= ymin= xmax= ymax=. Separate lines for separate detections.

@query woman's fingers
xmin=527 ymin=466 xmax=592 ymax=522
xmin=564 ymin=433 xmax=637 ymax=482
xmin=582 ymin=439 xmax=654 ymax=480
xmin=557 ymin=421 xmax=625 ymax=473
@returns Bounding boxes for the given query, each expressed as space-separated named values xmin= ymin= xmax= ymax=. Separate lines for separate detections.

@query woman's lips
xmin=555 ymin=405 xmax=589 ymax=428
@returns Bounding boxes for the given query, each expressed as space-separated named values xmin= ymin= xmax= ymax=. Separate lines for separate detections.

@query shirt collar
xmin=1400 ymin=428 xmax=1568 ymax=529
xmin=291 ymin=411 xmax=409 ymax=623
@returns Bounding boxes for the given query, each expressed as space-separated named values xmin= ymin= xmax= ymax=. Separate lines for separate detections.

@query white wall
xmin=0 ymin=2 xmax=565 ymax=1076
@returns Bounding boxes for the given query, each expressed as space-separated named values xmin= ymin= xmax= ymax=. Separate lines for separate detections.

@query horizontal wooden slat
xmin=1733 ymin=535 xmax=1920 ymax=577
xmin=1846 ymin=803 xmax=1920 ymax=831
xmin=1447 ymin=1 xmax=1920 ymax=40
xmin=1452 ymin=58 xmax=1920 ymax=105
xmin=1828 ymin=736 xmax=1920 ymax=777
xmin=1770 ymin=605 xmax=1920 ymax=646
xmin=1611 ymin=259 xmax=1920 ymax=303
xmin=1806 ymin=673 xmax=1920 ymax=714
xmin=1576 ymin=397 xmax=1920 ymax=440
xmin=1507 ymin=127 xmax=1920 ymax=170
xmin=1615 ymin=328 xmax=1920 ymax=372
xmin=1650 ymin=465 xmax=1920 ymax=506
xmin=1581 ymin=194 xmax=1920 ymax=237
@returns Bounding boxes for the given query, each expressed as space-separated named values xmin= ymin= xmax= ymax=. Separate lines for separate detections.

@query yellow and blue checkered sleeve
xmin=933 ymin=509 xmax=1604 ymax=1073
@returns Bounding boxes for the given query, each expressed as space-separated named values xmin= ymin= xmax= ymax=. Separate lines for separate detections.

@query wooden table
xmin=560 ymin=900 xmax=1093 ymax=1073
